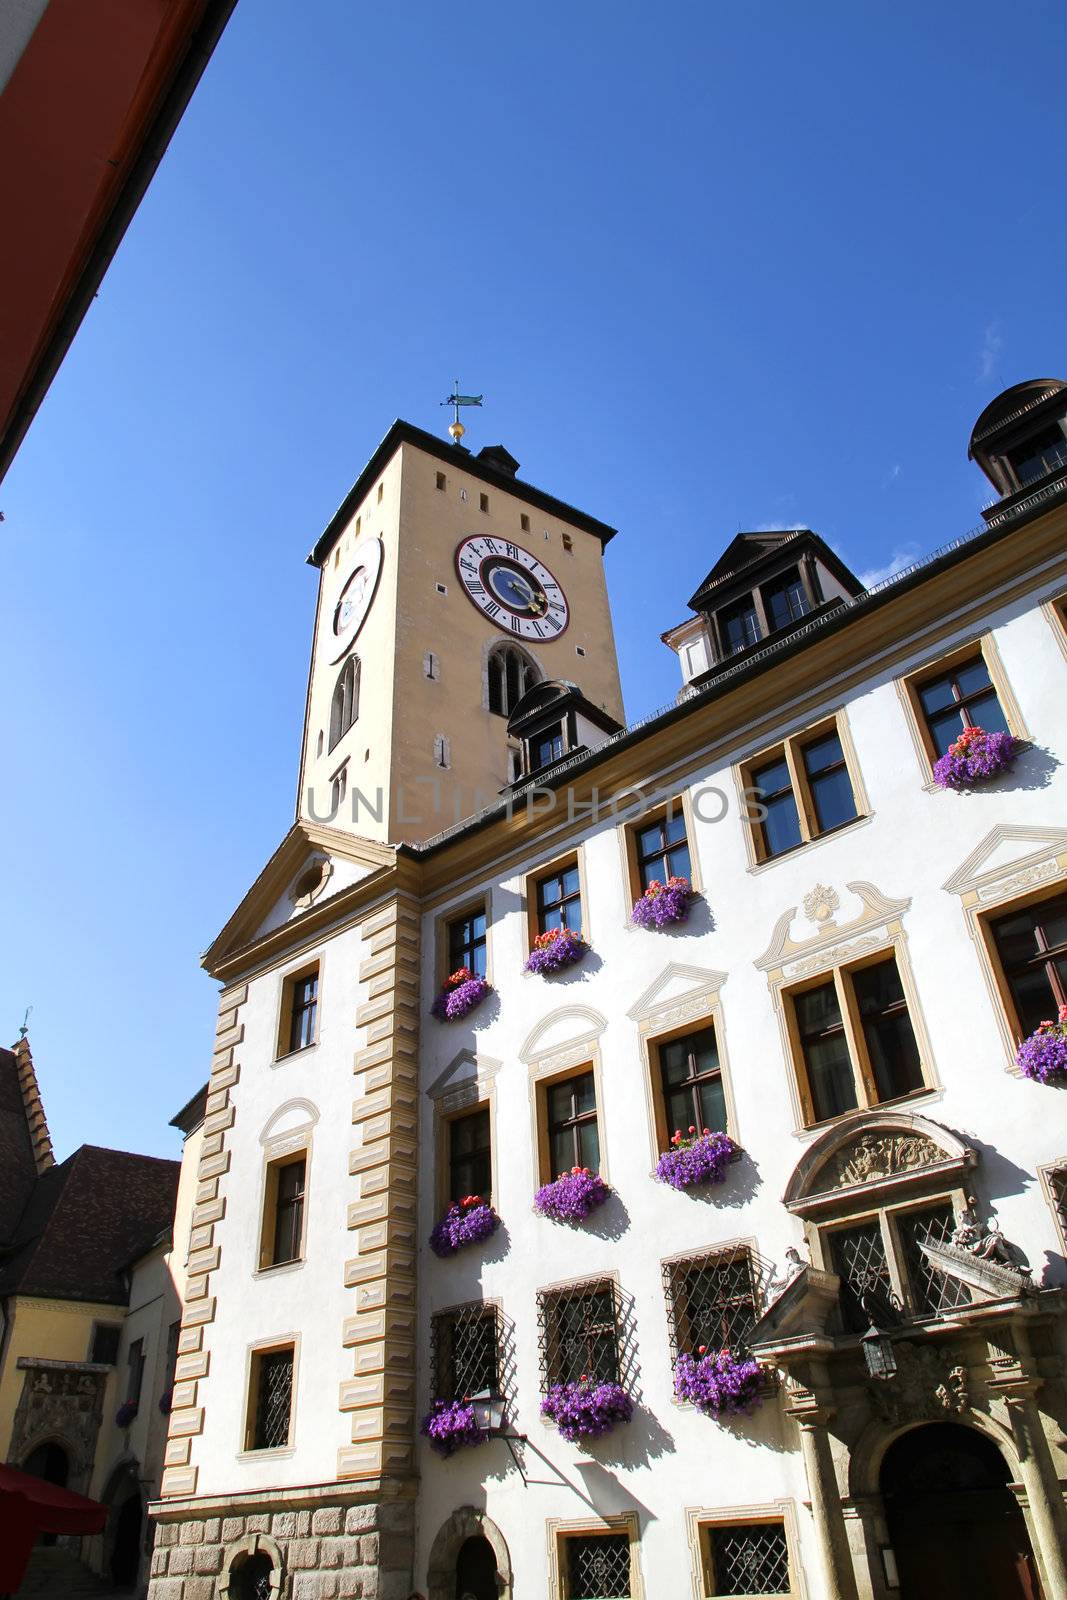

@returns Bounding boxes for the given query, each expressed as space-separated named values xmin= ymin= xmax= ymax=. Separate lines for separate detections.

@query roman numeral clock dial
xmin=454 ymin=535 xmax=570 ymax=639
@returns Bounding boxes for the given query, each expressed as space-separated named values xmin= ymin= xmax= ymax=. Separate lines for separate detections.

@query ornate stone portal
xmin=9 ymin=1359 xmax=108 ymax=1493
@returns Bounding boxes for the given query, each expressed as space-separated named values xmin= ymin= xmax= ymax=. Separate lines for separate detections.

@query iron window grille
xmin=431 ymin=1303 xmax=505 ymax=1405
xmin=827 ymin=1204 xmax=970 ymax=1332
xmin=705 ymin=1521 xmax=790 ymax=1596
xmin=538 ymin=1280 xmax=627 ymax=1391
xmin=564 ymin=1533 xmax=632 ymax=1599
xmin=663 ymin=1247 xmax=762 ymax=1362
xmin=252 ymin=1348 xmax=294 ymax=1450
xmin=896 ymin=1205 xmax=970 ymax=1316
xmin=231 ymin=1553 xmax=274 ymax=1600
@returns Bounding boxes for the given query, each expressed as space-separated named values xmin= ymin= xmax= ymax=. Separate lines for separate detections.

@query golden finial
xmin=442 ymin=381 xmax=483 ymax=445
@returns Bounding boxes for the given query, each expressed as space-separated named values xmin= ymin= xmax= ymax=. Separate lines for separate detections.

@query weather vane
xmin=19 ymin=1005 xmax=32 ymax=1039
xmin=441 ymin=381 xmax=482 ymax=446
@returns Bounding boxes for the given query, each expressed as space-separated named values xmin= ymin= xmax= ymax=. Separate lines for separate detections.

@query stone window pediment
xmin=784 ymin=1112 xmax=975 ymax=1219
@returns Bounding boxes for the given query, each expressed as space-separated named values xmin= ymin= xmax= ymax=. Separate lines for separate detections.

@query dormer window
xmin=1007 ymin=426 xmax=1067 ymax=490
xmin=762 ymin=565 xmax=810 ymax=630
xmin=719 ymin=594 xmax=760 ymax=655
xmin=532 ymin=723 xmax=565 ymax=771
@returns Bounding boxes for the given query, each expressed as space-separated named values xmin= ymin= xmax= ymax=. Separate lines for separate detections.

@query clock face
xmin=454 ymin=535 xmax=569 ymax=640
xmin=329 ymin=537 xmax=383 ymax=662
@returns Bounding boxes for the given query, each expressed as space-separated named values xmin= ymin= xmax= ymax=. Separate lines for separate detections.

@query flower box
xmin=429 ymin=1196 xmax=501 ymax=1257
xmin=115 ymin=1400 xmax=139 ymax=1429
xmin=673 ymin=1347 xmax=763 ymax=1418
xmin=420 ymin=1399 xmax=486 ymax=1457
xmin=655 ymin=1129 xmax=737 ymax=1191
xmin=524 ymin=927 xmax=588 ymax=976
xmin=534 ymin=1167 xmax=610 ymax=1223
xmin=431 ymin=967 xmax=492 ymax=1021
xmin=1016 ymin=1007 xmax=1067 ymax=1084
xmin=540 ymin=1379 xmax=633 ymax=1442
xmin=631 ymin=875 xmax=693 ymax=929
xmin=933 ymin=726 xmax=1018 ymax=790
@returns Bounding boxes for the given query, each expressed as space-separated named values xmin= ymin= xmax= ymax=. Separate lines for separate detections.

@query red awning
xmin=0 ymin=1464 xmax=107 ymax=1591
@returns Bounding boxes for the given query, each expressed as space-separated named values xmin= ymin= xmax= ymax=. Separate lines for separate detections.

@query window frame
xmin=526 ymin=849 xmax=587 ymax=954
xmin=547 ymin=1513 xmax=643 ymax=1600
xmin=535 ymin=1062 xmax=603 ymax=1186
xmin=242 ymin=1338 xmax=297 ymax=1454
xmin=1041 ymin=591 xmax=1067 ymax=663
xmin=258 ymin=1150 xmax=308 ymax=1272
xmin=662 ymin=1242 xmax=762 ymax=1370
xmin=816 ymin=1192 xmax=967 ymax=1326
xmin=275 ymin=960 xmax=321 ymax=1060
xmin=738 ymin=711 xmax=866 ymax=868
xmin=647 ymin=1017 xmax=734 ymax=1156
xmin=328 ymin=654 xmax=360 ymax=753
xmin=979 ymin=884 xmax=1067 ymax=1045
xmin=897 ymin=634 xmax=1029 ymax=786
xmin=537 ymin=1274 xmax=626 ymax=1394
xmin=430 ymin=1298 xmax=504 ymax=1406
xmin=442 ymin=1102 xmax=493 ymax=1209
xmin=783 ymin=947 xmax=931 ymax=1130
xmin=624 ymin=796 xmax=699 ymax=903
xmin=1039 ymin=1161 xmax=1067 ymax=1253
xmin=685 ymin=1504 xmax=802 ymax=1600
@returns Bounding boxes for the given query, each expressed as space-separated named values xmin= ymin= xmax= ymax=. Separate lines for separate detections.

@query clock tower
xmin=297 ymin=420 xmax=624 ymax=845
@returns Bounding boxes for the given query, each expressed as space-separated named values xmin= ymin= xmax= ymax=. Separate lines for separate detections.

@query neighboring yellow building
xmin=0 ymin=1035 xmax=199 ymax=1592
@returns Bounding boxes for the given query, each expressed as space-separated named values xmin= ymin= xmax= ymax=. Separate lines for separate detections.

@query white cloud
xmin=751 ymin=521 xmax=803 ymax=532
xmin=882 ymin=463 xmax=901 ymax=489
xmin=978 ymin=322 xmax=1003 ymax=383
xmin=858 ymin=542 xmax=922 ymax=589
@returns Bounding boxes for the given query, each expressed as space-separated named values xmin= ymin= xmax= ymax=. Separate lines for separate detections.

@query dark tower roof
xmin=968 ymin=378 xmax=1066 ymax=457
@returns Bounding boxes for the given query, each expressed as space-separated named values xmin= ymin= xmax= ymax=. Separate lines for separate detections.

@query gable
xmin=627 ymin=963 xmax=727 ymax=1029
xmin=942 ymin=823 xmax=1067 ymax=898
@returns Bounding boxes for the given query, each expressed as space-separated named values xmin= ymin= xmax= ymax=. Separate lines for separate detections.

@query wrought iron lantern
xmin=861 ymin=1322 xmax=898 ymax=1381
xmin=468 ymin=1390 xmax=528 ymax=1483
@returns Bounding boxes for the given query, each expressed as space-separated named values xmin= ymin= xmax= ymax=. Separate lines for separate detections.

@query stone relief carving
xmin=10 ymin=1363 xmax=107 ymax=1492
xmin=802 ymin=884 xmax=840 ymax=928
xmin=817 ymin=1131 xmax=945 ymax=1192
xmin=941 ymin=823 xmax=1067 ymax=898
xmin=790 ymin=935 xmax=882 ymax=979
xmin=976 ymin=859 xmax=1060 ymax=902
xmin=866 ymin=1342 xmax=970 ymax=1425
xmin=755 ymin=881 xmax=911 ymax=973
xmin=626 ymin=963 xmax=727 ymax=1023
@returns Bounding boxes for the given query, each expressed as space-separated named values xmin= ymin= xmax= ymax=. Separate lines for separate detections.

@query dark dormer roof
xmin=476 ymin=444 xmax=520 ymax=478
xmin=506 ymin=679 xmax=623 ymax=740
xmin=687 ymin=528 xmax=863 ymax=612
xmin=969 ymin=379 xmax=1066 ymax=456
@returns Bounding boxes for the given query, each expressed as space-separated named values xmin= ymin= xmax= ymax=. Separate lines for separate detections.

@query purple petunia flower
xmin=534 ymin=1168 xmax=610 ymax=1223
xmin=655 ymin=1130 xmax=737 ymax=1191
xmin=933 ymin=726 xmax=1017 ymax=791
xmin=115 ymin=1400 xmax=139 ymax=1429
xmin=420 ymin=1399 xmax=486 ymax=1457
xmin=540 ymin=1379 xmax=633 ymax=1442
xmin=631 ymin=876 xmax=693 ymax=929
xmin=674 ymin=1348 xmax=763 ymax=1418
xmin=429 ymin=1197 xmax=501 ymax=1257
xmin=524 ymin=927 xmax=588 ymax=975
xmin=1016 ymin=1014 xmax=1067 ymax=1084
xmin=431 ymin=967 xmax=492 ymax=1021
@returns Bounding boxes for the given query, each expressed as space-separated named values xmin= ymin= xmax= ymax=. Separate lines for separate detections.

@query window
xmin=657 ymin=1027 xmax=727 ymax=1141
xmin=448 ymin=1107 xmax=492 ymax=1203
xmin=431 ymin=1302 xmax=502 ymax=1403
xmin=700 ymin=1520 xmax=791 ymax=1597
xmin=762 ymin=566 xmax=809 ymax=631
xmin=246 ymin=1345 xmax=294 ymax=1450
xmin=126 ymin=1338 xmax=145 ymax=1406
xmin=280 ymin=965 xmax=319 ymax=1056
xmin=914 ymin=653 xmax=1010 ymax=760
xmin=436 ymin=470 xmax=446 ymax=490
xmin=1007 ymin=425 xmax=1067 ymax=488
xmin=633 ymin=806 xmax=692 ymax=892
xmin=229 ymin=1552 xmax=275 ymax=1600
xmin=447 ymin=906 xmax=488 ymax=978
xmin=260 ymin=1155 xmax=306 ymax=1268
xmin=562 ymin=532 xmax=573 ymax=552
xmin=480 ymin=492 xmax=490 ymax=513
xmin=825 ymin=1201 xmax=967 ymax=1331
xmin=546 ymin=1071 xmax=600 ymax=1175
xmin=532 ymin=723 xmax=565 ymax=770
xmin=330 ymin=763 xmax=347 ymax=814
xmin=988 ymin=890 xmax=1067 ymax=1038
xmin=377 ymin=483 xmax=383 ymax=503
xmin=521 ymin=513 xmax=531 ymax=531
xmin=719 ymin=594 xmax=760 ymax=655
xmin=788 ymin=953 xmax=925 ymax=1126
xmin=433 ymin=734 xmax=451 ymax=768
xmin=664 ymin=1247 xmax=760 ymax=1361
xmin=562 ymin=1533 xmax=631 ymax=1599
xmin=424 ymin=650 xmax=439 ymax=679
xmin=742 ymin=717 xmax=860 ymax=862
xmin=487 ymin=642 xmax=539 ymax=716
xmin=89 ymin=1324 xmax=121 ymax=1365
xmin=329 ymin=656 xmax=359 ymax=751
xmin=538 ymin=1279 xmax=621 ymax=1388
xmin=535 ymin=860 xmax=582 ymax=935
xmin=1044 ymin=1164 xmax=1067 ymax=1251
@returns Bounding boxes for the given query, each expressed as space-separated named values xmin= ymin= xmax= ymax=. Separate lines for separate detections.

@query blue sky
xmin=3 ymin=1 xmax=1066 ymax=1161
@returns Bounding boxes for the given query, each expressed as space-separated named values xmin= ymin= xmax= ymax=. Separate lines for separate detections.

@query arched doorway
xmin=455 ymin=1534 xmax=498 ymax=1600
xmin=109 ymin=1493 xmax=143 ymax=1587
xmin=22 ymin=1441 xmax=70 ymax=1547
xmin=880 ymin=1422 xmax=1042 ymax=1598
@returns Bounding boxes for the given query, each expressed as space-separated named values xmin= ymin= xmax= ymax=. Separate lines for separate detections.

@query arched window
xmin=329 ymin=656 xmax=359 ymax=751
xmin=231 ymin=1552 xmax=274 ymax=1600
xmin=487 ymin=644 xmax=539 ymax=717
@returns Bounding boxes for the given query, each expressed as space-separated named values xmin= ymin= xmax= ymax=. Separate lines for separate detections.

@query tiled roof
xmin=0 ymin=1144 xmax=180 ymax=1306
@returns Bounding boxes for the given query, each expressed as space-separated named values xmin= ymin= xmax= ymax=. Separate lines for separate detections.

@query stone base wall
xmin=147 ymin=1496 xmax=415 ymax=1600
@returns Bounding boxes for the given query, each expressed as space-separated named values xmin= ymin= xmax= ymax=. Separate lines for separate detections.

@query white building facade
xmin=149 ymin=384 xmax=1067 ymax=1600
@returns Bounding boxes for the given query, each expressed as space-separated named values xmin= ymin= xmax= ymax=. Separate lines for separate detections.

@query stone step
xmin=15 ymin=1546 xmax=129 ymax=1597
